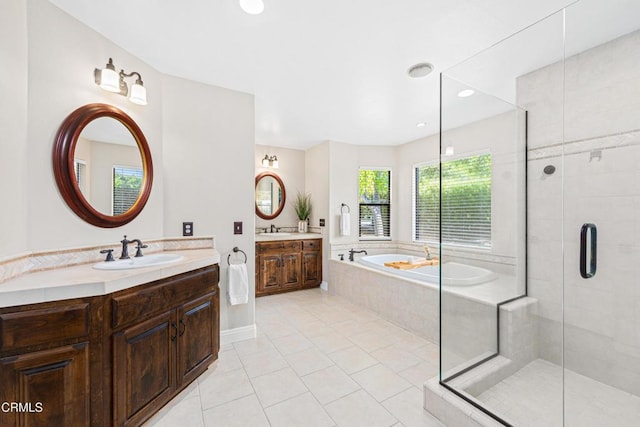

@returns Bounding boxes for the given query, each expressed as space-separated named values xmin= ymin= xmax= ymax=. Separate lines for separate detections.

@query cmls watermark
xmin=1 ymin=402 xmax=43 ymax=413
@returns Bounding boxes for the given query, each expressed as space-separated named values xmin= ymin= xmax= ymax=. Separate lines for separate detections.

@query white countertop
xmin=255 ymin=232 xmax=322 ymax=242
xmin=0 ymin=249 xmax=220 ymax=308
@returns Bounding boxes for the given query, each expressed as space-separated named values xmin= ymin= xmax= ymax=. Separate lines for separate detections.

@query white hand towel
xmin=340 ymin=212 xmax=351 ymax=236
xmin=228 ymin=263 xmax=249 ymax=305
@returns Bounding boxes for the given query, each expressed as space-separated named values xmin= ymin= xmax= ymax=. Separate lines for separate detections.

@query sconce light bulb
xmin=129 ymin=82 xmax=148 ymax=106
xmin=262 ymin=155 xmax=270 ymax=167
xmin=100 ymin=67 xmax=120 ymax=93
xmin=271 ymin=156 xmax=279 ymax=168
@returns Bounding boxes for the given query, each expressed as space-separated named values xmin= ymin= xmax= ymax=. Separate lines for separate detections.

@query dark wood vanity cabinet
xmin=256 ymin=238 xmax=322 ymax=296
xmin=0 ymin=264 xmax=219 ymax=427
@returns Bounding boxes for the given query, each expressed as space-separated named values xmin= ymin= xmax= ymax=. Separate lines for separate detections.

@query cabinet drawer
xmin=112 ymin=266 xmax=218 ymax=330
xmin=257 ymin=241 xmax=301 ymax=255
xmin=0 ymin=304 xmax=89 ymax=351
xmin=302 ymin=239 xmax=321 ymax=251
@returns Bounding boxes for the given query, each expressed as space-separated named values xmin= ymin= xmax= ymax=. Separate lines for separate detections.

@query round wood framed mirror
xmin=52 ymin=103 xmax=153 ymax=228
xmin=255 ymin=172 xmax=286 ymax=220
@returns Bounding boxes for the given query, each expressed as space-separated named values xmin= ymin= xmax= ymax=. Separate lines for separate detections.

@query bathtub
xmin=358 ymin=254 xmax=497 ymax=286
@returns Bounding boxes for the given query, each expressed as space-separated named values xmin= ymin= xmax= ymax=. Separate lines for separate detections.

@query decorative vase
xmin=298 ymin=220 xmax=308 ymax=233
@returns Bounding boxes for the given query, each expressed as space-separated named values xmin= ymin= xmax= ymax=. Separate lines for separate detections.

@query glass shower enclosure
xmin=438 ymin=0 xmax=640 ymax=425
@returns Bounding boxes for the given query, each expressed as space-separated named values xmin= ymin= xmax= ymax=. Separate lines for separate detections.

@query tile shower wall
xmin=520 ymin=29 xmax=640 ymax=394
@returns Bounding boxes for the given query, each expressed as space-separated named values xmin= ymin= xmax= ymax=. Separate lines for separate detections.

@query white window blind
xmin=74 ymin=160 xmax=86 ymax=194
xmin=113 ymin=166 xmax=143 ymax=216
xmin=359 ymin=169 xmax=391 ymax=239
xmin=414 ymin=153 xmax=491 ymax=248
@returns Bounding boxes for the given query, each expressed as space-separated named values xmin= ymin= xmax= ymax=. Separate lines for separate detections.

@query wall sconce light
xmin=94 ymin=58 xmax=148 ymax=106
xmin=261 ymin=155 xmax=279 ymax=168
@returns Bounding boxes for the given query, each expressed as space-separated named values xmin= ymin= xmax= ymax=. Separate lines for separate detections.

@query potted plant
xmin=294 ymin=192 xmax=312 ymax=233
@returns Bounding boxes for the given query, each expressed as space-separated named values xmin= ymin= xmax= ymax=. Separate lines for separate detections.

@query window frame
xmin=358 ymin=166 xmax=392 ymax=241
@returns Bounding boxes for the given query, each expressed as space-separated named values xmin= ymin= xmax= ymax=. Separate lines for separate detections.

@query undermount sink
xmin=93 ymin=253 xmax=184 ymax=270
xmin=258 ymin=232 xmax=293 ymax=236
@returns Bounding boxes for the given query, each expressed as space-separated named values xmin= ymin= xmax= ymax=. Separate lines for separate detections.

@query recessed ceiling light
xmin=239 ymin=0 xmax=264 ymax=15
xmin=416 ymin=122 xmax=426 ymax=128
xmin=458 ymin=89 xmax=475 ymax=98
xmin=407 ymin=63 xmax=434 ymax=78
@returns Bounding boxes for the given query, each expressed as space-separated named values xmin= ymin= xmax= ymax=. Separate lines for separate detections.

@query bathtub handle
xmin=580 ymin=223 xmax=597 ymax=279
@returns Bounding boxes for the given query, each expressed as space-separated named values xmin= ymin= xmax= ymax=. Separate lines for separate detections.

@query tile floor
xmin=144 ymin=288 xmax=444 ymax=427
xmin=476 ymin=359 xmax=640 ymax=426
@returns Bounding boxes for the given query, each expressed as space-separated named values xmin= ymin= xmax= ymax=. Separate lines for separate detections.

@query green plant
xmin=294 ymin=192 xmax=312 ymax=220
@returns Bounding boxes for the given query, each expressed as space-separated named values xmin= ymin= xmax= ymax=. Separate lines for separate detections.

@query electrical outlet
xmin=234 ymin=221 xmax=243 ymax=235
xmin=183 ymin=222 xmax=193 ymax=236
xmin=319 ymin=218 xmax=325 ymax=227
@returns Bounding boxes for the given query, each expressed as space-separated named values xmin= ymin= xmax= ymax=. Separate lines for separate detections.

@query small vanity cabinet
xmin=0 ymin=264 xmax=219 ymax=427
xmin=256 ymin=238 xmax=322 ymax=296
xmin=111 ymin=266 xmax=219 ymax=426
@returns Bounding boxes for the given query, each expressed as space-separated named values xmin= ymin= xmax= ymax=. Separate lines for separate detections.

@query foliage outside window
xmin=414 ymin=153 xmax=491 ymax=248
xmin=359 ymin=168 xmax=391 ymax=239
xmin=113 ymin=166 xmax=143 ymax=216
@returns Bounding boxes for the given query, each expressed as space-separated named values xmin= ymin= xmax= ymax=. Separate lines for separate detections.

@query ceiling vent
xmin=407 ymin=62 xmax=434 ymax=78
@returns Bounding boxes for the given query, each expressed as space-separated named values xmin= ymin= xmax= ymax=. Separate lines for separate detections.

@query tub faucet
xmin=348 ymin=249 xmax=368 ymax=262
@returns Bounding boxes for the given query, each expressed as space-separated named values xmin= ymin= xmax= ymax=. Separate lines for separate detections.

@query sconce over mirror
xmin=53 ymin=103 xmax=153 ymax=228
xmin=255 ymin=172 xmax=286 ymax=220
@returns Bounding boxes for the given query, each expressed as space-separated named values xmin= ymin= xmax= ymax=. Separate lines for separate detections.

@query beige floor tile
xmin=328 ymin=346 xmax=379 ymax=374
xmin=265 ymin=392 xmax=335 ymax=427
xmin=233 ymin=335 xmax=276 ymax=356
xmin=351 ymin=364 xmax=413 ymax=402
xmin=198 ymin=368 xmax=254 ymax=410
xmin=240 ymin=349 xmax=290 ymax=378
xmin=310 ymin=331 xmax=354 ymax=354
xmin=382 ymin=387 xmax=445 ymax=427
xmin=144 ymin=393 xmax=204 ymax=427
xmin=325 ymin=390 xmax=398 ymax=427
xmin=297 ymin=320 xmax=335 ymax=338
xmin=412 ymin=342 xmax=439 ymax=364
xmin=285 ymin=347 xmax=334 ymax=376
xmin=207 ymin=348 xmax=243 ymax=375
xmin=372 ymin=345 xmax=423 ymax=373
xmin=302 ymin=365 xmax=361 ymax=405
xmin=202 ymin=394 xmax=270 ymax=427
xmin=258 ymin=319 xmax=298 ymax=339
xmin=399 ymin=360 xmax=439 ymax=388
xmin=349 ymin=329 xmax=400 ymax=353
xmin=271 ymin=333 xmax=315 ymax=355
xmin=251 ymin=367 xmax=309 ymax=407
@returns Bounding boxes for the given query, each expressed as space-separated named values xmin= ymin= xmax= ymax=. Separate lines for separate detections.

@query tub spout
xmin=348 ymin=249 xmax=368 ymax=262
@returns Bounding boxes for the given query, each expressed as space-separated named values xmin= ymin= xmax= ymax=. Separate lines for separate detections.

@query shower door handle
xmin=580 ymin=223 xmax=597 ymax=279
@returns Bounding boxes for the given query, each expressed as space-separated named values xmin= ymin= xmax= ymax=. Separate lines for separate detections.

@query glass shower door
xmin=563 ymin=0 xmax=640 ymax=425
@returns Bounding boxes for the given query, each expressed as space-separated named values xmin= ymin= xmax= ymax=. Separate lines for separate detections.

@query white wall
xmin=255 ymin=145 xmax=306 ymax=230
xmin=26 ymin=0 xmax=164 ymax=250
xmin=305 ymin=142 xmax=330 ymax=279
xmin=162 ymin=75 xmax=255 ymax=331
xmin=0 ymin=0 xmax=28 ymax=258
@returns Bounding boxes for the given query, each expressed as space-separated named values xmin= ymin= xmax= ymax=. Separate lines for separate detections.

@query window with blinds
xmin=414 ymin=153 xmax=491 ymax=248
xmin=74 ymin=160 xmax=86 ymax=194
xmin=113 ymin=166 xmax=143 ymax=216
xmin=359 ymin=168 xmax=391 ymax=239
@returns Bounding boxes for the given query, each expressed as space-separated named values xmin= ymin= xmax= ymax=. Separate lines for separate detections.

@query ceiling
xmin=49 ymin=0 xmax=582 ymax=149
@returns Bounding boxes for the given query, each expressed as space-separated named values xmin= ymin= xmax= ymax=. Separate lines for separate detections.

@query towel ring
xmin=341 ymin=203 xmax=350 ymax=213
xmin=227 ymin=247 xmax=248 ymax=265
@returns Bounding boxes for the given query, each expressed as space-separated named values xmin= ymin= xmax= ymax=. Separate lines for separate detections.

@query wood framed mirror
xmin=52 ymin=103 xmax=153 ymax=228
xmin=255 ymin=171 xmax=286 ymax=220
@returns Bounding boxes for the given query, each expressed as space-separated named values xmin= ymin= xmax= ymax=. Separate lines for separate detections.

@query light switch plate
xmin=234 ymin=221 xmax=243 ymax=235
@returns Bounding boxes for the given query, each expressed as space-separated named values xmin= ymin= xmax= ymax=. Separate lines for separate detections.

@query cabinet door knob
xmin=179 ymin=319 xmax=186 ymax=337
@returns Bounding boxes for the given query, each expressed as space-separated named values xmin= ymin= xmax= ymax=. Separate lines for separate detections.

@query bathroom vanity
xmin=255 ymin=235 xmax=322 ymax=297
xmin=0 ymin=252 xmax=219 ymax=427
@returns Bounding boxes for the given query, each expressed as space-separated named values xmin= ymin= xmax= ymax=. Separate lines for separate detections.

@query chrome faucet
xmin=348 ymin=249 xmax=368 ymax=262
xmin=120 ymin=235 xmax=148 ymax=259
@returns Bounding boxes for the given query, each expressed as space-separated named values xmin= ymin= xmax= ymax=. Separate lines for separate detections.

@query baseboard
xmin=320 ymin=280 xmax=328 ymax=291
xmin=220 ymin=324 xmax=257 ymax=346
